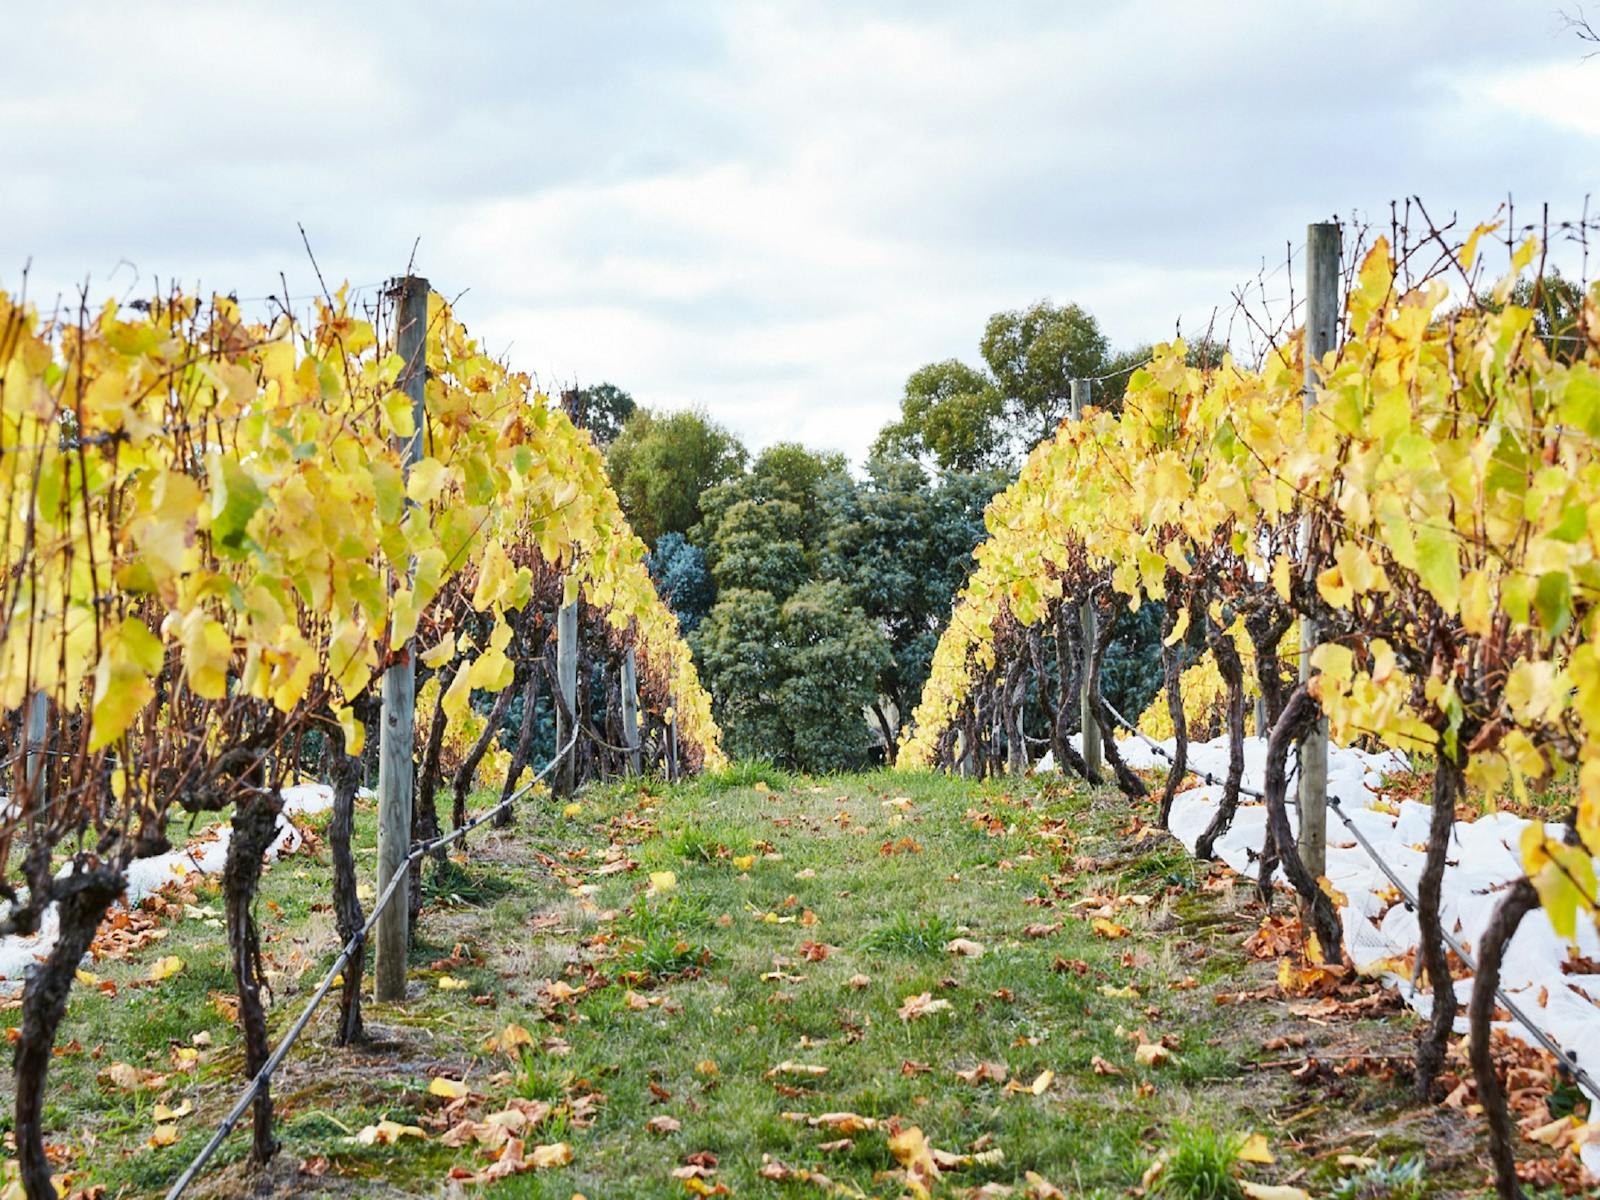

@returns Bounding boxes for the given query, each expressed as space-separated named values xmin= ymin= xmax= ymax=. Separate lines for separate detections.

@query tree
xmin=981 ymin=300 xmax=1108 ymax=448
xmin=821 ymin=454 xmax=1002 ymax=754
xmin=646 ymin=532 xmax=714 ymax=634
xmin=692 ymin=588 xmax=789 ymax=761
xmin=697 ymin=442 xmax=849 ymax=550
xmin=875 ymin=301 xmax=1111 ymax=470
xmin=872 ymin=361 xmax=1001 ymax=472
xmin=605 ymin=407 xmax=747 ymax=546
xmin=776 ymin=583 xmax=891 ymax=771
xmin=704 ymin=498 xmax=810 ymax=602
xmin=576 ymin=382 xmax=636 ymax=447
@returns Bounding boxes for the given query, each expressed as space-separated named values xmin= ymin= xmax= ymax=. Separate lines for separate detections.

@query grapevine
xmin=0 ymin=277 xmax=720 ymax=1198
xmin=899 ymin=219 xmax=1600 ymax=1195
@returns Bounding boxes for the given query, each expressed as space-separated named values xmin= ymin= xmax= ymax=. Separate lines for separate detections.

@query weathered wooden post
xmin=375 ymin=274 xmax=429 ymax=1003
xmin=555 ymin=595 xmax=578 ymax=796
xmin=621 ymin=647 xmax=642 ymax=774
xmin=22 ymin=692 xmax=46 ymax=795
xmin=1297 ymin=223 xmax=1340 ymax=883
xmin=1070 ymin=378 xmax=1103 ymax=779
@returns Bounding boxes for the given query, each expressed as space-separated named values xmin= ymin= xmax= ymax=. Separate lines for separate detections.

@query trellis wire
xmin=164 ymin=724 xmax=580 ymax=1200
xmin=1099 ymin=700 xmax=1597 ymax=1098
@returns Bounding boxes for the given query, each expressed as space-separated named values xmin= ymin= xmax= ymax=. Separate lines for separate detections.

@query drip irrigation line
xmin=164 ymin=725 xmax=579 ymax=1200
xmin=1100 ymin=697 xmax=1596 ymax=1098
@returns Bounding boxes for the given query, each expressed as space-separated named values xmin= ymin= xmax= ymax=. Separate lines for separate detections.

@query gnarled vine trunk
xmin=453 ymin=683 xmax=515 ymax=828
xmin=1086 ymin=597 xmax=1147 ymax=798
xmin=1416 ymin=753 xmax=1464 ymax=1099
xmin=1051 ymin=599 xmax=1096 ymax=783
xmin=497 ymin=668 xmax=542 ymax=826
xmin=1469 ymin=876 xmax=1539 ymax=1200
xmin=1195 ymin=615 xmax=1246 ymax=859
xmin=14 ymin=866 xmax=124 ymax=1200
xmin=326 ymin=730 xmax=366 ymax=1046
xmin=224 ymin=788 xmax=287 ymax=1165
xmin=1156 ymin=588 xmax=1190 ymax=828
xmin=1259 ymin=686 xmax=1342 ymax=957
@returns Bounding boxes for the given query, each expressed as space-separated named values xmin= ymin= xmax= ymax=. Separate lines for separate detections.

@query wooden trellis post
xmin=22 ymin=692 xmax=46 ymax=794
xmin=375 ymin=274 xmax=429 ymax=1003
xmin=1070 ymin=378 xmax=1103 ymax=779
xmin=1297 ymin=222 xmax=1340 ymax=883
xmin=621 ymin=647 xmax=642 ymax=774
xmin=555 ymin=595 xmax=578 ymax=796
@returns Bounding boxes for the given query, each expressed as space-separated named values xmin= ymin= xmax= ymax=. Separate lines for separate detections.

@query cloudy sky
xmin=4 ymin=1 xmax=1597 ymax=460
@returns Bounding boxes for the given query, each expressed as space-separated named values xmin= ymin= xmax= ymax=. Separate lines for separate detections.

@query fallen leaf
xmin=646 ymin=1115 xmax=682 ymax=1136
xmin=1134 ymin=1043 xmax=1171 ymax=1068
xmin=437 ymin=975 xmax=470 ymax=991
xmin=1091 ymin=919 xmax=1130 ymax=940
xmin=1236 ymin=1132 xmax=1274 ymax=1164
xmin=945 ymin=938 xmax=986 ymax=958
xmin=147 ymin=955 xmax=185 ymax=982
xmin=483 ymin=1023 xmax=536 ymax=1054
xmin=1239 ymin=1185 xmax=1308 ymax=1200
xmin=897 ymin=992 xmax=953 ymax=1021
xmin=809 ymin=1112 xmax=876 ymax=1133
xmin=888 ymin=1126 xmax=941 ymax=1191
xmin=428 ymin=1077 xmax=469 ymax=1100
xmin=954 ymin=1061 xmax=1008 ymax=1085
xmin=845 ymin=973 xmax=872 ymax=990
xmin=350 ymin=1119 xmax=425 ymax=1146
xmin=648 ymin=870 xmax=677 ymax=895
xmin=146 ymin=1124 xmax=179 ymax=1149
xmin=764 ymin=1061 xmax=828 ymax=1079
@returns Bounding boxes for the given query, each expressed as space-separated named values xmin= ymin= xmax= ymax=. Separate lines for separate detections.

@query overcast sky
xmin=4 ymin=1 xmax=1597 ymax=460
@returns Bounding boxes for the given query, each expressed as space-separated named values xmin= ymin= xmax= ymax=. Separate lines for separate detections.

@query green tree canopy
xmin=820 ymin=454 xmax=1002 ymax=753
xmin=691 ymin=588 xmax=789 ymax=761
xmin=704 ymin=498 xmax=810 ymax=602
xmin=697 ymin=442 xmax=849 ymax=548
xmin=605 ymin=407 xmax=747 ymax=546
xmin=874 ymin=301 xmax=1112 ymax=470
xmin=576 ymin=382 xmax=637 ymax=447
xmin=775 ymin=582 xmax=891 ymax=771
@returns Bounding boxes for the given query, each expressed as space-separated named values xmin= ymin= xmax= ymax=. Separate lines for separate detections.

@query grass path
xmin=3 ymin=767 xmax=1513 ymax=1198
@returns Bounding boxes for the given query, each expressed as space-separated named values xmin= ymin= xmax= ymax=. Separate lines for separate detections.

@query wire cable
xmin=164 ymin=725 xmax=579 ymax=1200
xmin=1099 ymin=698 xmax=1596 ymax=1098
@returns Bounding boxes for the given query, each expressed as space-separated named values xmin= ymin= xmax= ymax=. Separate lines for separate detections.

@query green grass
xmin=858 ymin=910 xmax=958 ymax=955
xmin=1153 ymin=1123 xmax=1245 ymax=1200
xmin=6 ymin=767 xmax=1515 ymax=1198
